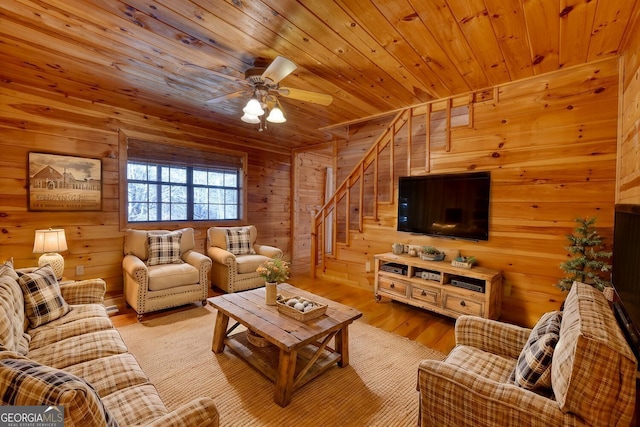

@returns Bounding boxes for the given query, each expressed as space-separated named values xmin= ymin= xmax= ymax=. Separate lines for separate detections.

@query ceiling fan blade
xmin=261 ymin=56 xmax=297 ymax=84
xmin=278 ymin=87 xmax=333 ymax=106
xmin=205 ymin=90 xmax=250 ymax=104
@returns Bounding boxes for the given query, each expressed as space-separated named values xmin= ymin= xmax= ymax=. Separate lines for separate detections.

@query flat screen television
xmin=397 ymin=171 xmax=491 ymax=241
xmin=611 ymin=204 xmax=640 ymax=364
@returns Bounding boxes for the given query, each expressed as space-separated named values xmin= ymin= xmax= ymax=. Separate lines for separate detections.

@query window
xmin=127 ymin=161 xmax=240 ymax=222
xmin=120 ymin=135 xmax=246 ymax=225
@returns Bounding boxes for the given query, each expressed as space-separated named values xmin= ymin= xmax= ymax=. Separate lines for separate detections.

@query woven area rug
xmin=117 ymin=305 xmax=446 ymax=427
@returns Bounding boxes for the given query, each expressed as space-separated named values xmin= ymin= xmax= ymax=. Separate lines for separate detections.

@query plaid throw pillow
xmin=225 ymin=228 xmax=256 ymax=255
xmin=146 ymin=231 xmax=183 ymax=266
xmin=17 ymin=265 xmax=70 ymax=328
xmin=0 ymin=356 xmax=118 ymax=426
xmin=512 ymin=311 xmax=563 ymax=390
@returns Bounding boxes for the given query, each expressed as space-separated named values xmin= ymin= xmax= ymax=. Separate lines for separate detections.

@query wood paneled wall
xmin=0 ymin=83 xmax=291 ymax=296
xmin=619 ymin=14 xmax=640 ymax=204
xmin=0 ymin=52 xmax=632 ymax=328
xmin=318 ymin=58 xmax=620 ymax=327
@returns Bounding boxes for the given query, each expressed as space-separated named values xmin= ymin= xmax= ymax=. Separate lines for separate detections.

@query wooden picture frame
xmin=28 ymin=152 xmax=102 ymax=211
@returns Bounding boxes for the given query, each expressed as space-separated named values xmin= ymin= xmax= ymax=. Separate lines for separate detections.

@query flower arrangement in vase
xmin=256 ymin=256 xmax=290 ymax=284
xmin=257 ymin=256 xmax=290 ymax=305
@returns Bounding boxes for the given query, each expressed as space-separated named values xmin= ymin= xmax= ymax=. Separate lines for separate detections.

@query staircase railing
xmin=310 ymin=92 xmax=479 ymax=277
xmin=310 ymin=108 xmax=412 ymax=277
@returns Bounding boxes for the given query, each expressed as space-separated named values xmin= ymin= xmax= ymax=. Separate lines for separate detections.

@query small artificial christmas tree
xmin=557 ymin=217 xmax=612 ymax=291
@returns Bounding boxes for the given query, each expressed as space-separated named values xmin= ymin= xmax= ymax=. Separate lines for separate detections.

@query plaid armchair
xmin=418 ymin=282 xmax=637 ymax=426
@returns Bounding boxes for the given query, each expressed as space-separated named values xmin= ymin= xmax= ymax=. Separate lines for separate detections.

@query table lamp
xmin=33 ymin=228 xmax=68 ymax=280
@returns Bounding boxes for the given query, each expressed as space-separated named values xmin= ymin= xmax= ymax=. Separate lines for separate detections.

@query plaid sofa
xmin=418 ymin=281 xmax=637 ymax=426
xmin=0 ymin=262 xmax=219 ymax=426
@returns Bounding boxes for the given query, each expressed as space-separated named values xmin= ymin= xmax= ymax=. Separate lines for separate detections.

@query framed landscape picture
xmin=28 ymin=152 xmax=102 ymax=211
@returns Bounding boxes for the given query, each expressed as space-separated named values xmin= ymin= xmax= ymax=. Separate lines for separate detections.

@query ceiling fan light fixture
xmin=241 ymin=113 xmax=260 ymax=123
xmin=243 ymin=97 xmax=264 ymax=116
xmin=266 ymin=105 xmax=286 ymax=123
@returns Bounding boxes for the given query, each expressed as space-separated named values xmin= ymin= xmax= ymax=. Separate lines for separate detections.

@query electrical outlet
xmin=365 ymin=261 xmax=371 ymax=273
xmin=75 ymin=265 xmax=84 ymax=276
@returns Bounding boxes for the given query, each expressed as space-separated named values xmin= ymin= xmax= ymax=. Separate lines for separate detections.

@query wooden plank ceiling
xmin=1 ymin=0 xmax=638 ymax=151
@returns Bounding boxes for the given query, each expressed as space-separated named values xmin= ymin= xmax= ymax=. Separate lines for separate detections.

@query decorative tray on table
xmin=275 ymin=295 xmax=327 ymax=321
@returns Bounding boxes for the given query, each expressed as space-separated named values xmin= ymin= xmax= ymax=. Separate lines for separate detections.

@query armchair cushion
xmin=512 ymin=311 xmax=562 ymax=390
xmin=146 ymin=231 xmax=183 ymax=266
xmin=445 ymin=344 xmax=515 ymax=383
xmin=124 ymin=228 xmax=195 ymax=261
xmin=148 ymin=263 xmax=200 ymax=291
xmin=17 ymin=265 xmax=70 ymax=328
xmin=224 ymin=228 xmax=256 ymax=255
xmin=236 ymin=254 xmax=272 ymax=274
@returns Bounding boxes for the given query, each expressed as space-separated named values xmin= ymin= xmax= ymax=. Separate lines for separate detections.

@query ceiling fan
xmin=202 ymin=56 xmax=333 ymax=128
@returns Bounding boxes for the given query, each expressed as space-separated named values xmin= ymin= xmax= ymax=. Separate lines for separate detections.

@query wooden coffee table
xmin=207 ymin=283 xmax=362 ymax=407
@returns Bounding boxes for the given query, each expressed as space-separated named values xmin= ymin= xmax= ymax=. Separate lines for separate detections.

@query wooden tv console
xmin=374 ymin=252 xmax=503 ymax=320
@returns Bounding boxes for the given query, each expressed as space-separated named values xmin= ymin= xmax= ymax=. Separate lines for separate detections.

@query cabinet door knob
xmin=460 ymin=300 xmax=466 ymax=307
xmin=390 ymin=283 xmax=395 ymax=288
xmin=421 ymin=290 xmax=427 ymax=296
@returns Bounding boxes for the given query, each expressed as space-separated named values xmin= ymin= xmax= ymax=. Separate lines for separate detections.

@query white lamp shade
xmin=33 ymin=228 xmax=67 ymax=280
xmin=266 ymin=106 xmax=286 ymax=123
xmin=243 ymin=98 xmax=264 ymax=116
xmin=241 ymin=113 xmax=260 ymax=124
xmin=33 ymin=229 xmax=68 ymax=254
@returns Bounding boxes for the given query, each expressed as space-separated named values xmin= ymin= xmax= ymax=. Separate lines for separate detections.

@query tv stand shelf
xmin=374 ymin=253 xmax=502 ymax=320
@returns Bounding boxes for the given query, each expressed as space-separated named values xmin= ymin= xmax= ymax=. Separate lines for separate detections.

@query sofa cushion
xmin=101 ymin=383 xmax=168 ymax=426
xmin=28 ymin=329 xmax=128 ymax=370
xmin=552 ymin=282 xmax=637 ymax=425
xmin=512 ymin=311 xmax=562 ymax=390
xmin=32 ymin=304 xmax=110 ymax=333
xmin=0 ymin=261 xmax=30 ymax=355
xmin=0 ymin=258 xmax=15 ymax=277
xmin=29 ymin=315 xmax=114 ymax=349
xmin=0 ymin=354 xmax=118 ymax=427
xmin=147 ymin=231 xmax=183 ymax=266
xmin=64 ymin=353 xmax=150 ymax=398
xmin=225 ymin=228 xmax=256 ymax=255
xmin=17 ymin=265 xmax=70 ymax=328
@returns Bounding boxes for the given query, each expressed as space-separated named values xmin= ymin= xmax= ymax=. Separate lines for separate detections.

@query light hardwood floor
xmin=109 ymin=268 xmax=457 ymax=355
